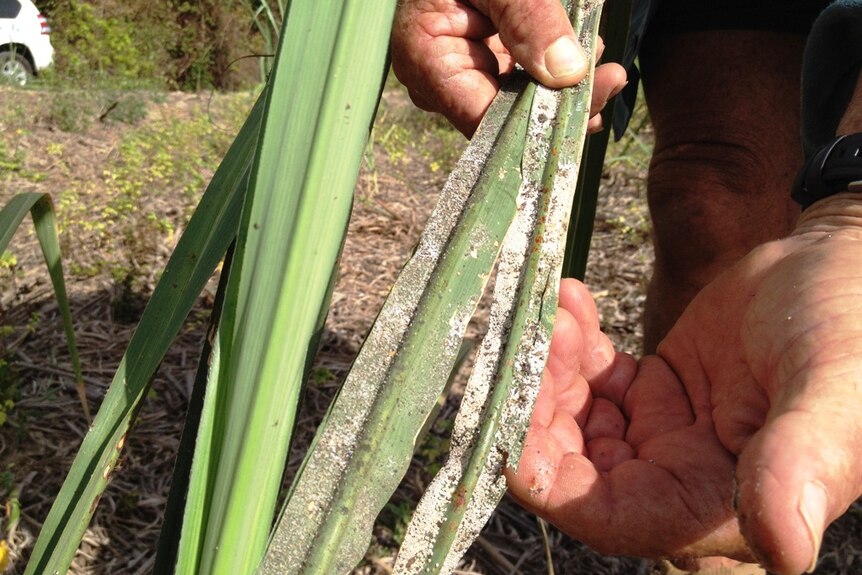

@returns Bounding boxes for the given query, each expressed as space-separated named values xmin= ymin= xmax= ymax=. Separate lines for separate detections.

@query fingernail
xmin=544 ymin=37 xmax=587 ymax=80
xmin=799 ymin=480 xmax=828 ymax=573
xmin=609 ymin=80 xmax=630 ymax=100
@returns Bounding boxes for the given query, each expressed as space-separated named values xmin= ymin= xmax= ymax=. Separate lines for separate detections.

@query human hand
xmin=390 ymin=0 xmax=627 ymax=136
xmin=507 ymin=208 xmax=862 ymax=574
xmin=506 ymin=279 xmax=753 ymax=565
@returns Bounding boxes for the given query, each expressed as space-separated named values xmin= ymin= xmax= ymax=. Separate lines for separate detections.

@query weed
xmin=0 ymin=327 xmax=17 ymax=427
xmin=0 ymin=136 xmax=43 ymax=182
xmin=606 ymin=85 xmax=654 ymax=172
xmin=0 ymin=252 xmax=16 ymax=272
xmin=51 ymin=92 xmax=251 ymax=281
xmin=48 ymin=88 xmax=156 ymax=133
xmin=48 ymin=91 xmax=97 ymax=133
xmin=367 ymin=86 xmax=465 ymax=189
xmin=310 ymin=367 xmax=335 ymax=387
xmin=606 ymin=212 xmax=650 ymax=243
xmin=0 ymin=141 xmax=23 ymax=175
xmin=381 ymin=500 xmax=413 ymax=546
xmin=417 ymin=418 xmax=452 ymax=478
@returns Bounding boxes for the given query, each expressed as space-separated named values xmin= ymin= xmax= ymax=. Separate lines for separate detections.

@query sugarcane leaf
xmin=0 ymin=192 xmax=86 ymax=420
xmin=258 ymin=66 xmax=537 ymax=572
xmin=153 ymin=242 xmax=235 ymax=575
xmin=563 ymin=0 xmax=633 ymax=279
xmin=23 ymin=92 xmax=266 ymax=575
xmin=178 ymin=1 xmax=399 ymax=573
xmin=394 ymin=2 xmax=604 ymax=570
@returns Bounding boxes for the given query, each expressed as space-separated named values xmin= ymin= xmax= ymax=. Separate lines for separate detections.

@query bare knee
xmin=648 ymin=136 xmax=799 ymax=288
xmin=642 ymin=137 xmax=800 ymax=352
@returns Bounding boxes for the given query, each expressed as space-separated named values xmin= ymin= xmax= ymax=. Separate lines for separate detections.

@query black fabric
xmin=800 ymin=0 xmax=862 ymax=157
xmin=648 ymin=0 xmax=831 ymax=36
xmin=612 ymin=0 xmax=834 ymax=139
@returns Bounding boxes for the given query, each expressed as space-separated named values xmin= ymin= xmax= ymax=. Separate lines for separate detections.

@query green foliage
xmin=0 ymin=252 xmax=16 ymax=271
xmin=606 ymin=85 xmax=653 ymax=171
xmin=0 ymin=136 xmax=43 ymax=183
xmin=54 ymin=93 xmax=252 ymax=279
xmin=381 ymin=500 xmax=413 ymax=546
xmin=50 ymin=2 xmax=155 ymax=82
xmin=0 ymin=142 xmax=23 ymax=176
xmin=372 ymin=97 xmax=464 ymax=177
xmin=0 ymin=350 xmax=15 ymax=427
xmin=41 ymin=0 xmax=263 ymax=90
xmin=47 ymin=88 xmax=158 ymax=133
xmin=241 ymin=0 xmax=284 ymax=80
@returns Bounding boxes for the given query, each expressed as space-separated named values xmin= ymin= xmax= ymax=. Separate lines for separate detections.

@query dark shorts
xmin=646 ymin=0 xmax=833 ymax=37
xmin=613 ymin=0 xmax=835 ymax=137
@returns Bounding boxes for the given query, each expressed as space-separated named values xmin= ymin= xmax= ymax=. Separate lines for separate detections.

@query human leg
xmin=639 ymin=30 xmax=805 ymax=352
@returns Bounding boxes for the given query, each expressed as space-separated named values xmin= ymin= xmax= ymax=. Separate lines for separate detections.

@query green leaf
xmin=0 ymin=193 xmax=86 ymax=420
xmin=23 ymin=92 xmax=266 ymax=575
xmin=258 ymin=70 xmax=535 ymax=573
xmin=176 ymin=1 xmax=399 ymax=573
xmin=153 ymin=242 xmax=235 ymax=575
xmin=396 ymin=3 xmax=603 ymax=569
xmin=562 ymin=0 xmax=633 ymax=279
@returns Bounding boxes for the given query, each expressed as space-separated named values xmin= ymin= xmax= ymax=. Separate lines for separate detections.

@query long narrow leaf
xmin=23 ymin=93 xmax=266 ymax=575
xmin=0 ymin=193 xmax=86 ymax=419
xmin=179 ymin=1 xmax=399 ymax=573
xmin=259 ymin=69 xmax=534 ymax=572
xmin=395 ymin=2 xmax=603 ymax=570
xmin=153 ymin=242 xmax=235 ymax=574
xmin=562 ymin=0 xmax=632 ymax=279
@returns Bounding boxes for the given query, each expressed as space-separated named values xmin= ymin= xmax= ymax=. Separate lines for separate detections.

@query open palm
xmin=507 ymin=203 xmax=862 ymax=574
xmin=507 ymin=280 xmax=750 ymax=563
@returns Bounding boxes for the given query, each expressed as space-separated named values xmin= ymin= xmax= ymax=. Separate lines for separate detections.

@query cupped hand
xmin=507 ymin=202 xmax=862 ymax=574
xmin=506 ymin=279 xmax=752 ymax=564
xmin=390 ymin=0 xmax=627 ymax=136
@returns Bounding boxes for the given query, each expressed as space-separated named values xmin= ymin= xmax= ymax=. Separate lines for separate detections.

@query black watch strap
xmin=792 ymin=132 xmax=862 ymax=210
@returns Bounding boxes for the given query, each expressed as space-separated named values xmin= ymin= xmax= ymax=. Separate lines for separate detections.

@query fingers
xmin=391 ymin=0 xmax=502 ymax=135
xmin=393 ymin=0 xmax=622 ymax=136
xmin=537 ymin=305 xmax=592 ymax=428
xmin=587 ymin=63 xmax=628 ymax=134
xmin=557 ymin=278 xmax=616 ymax=383
xmin=467 ymin=0 xmax=589 ymax=88
xmin=735 ymin=396 xmax=862 ymax=574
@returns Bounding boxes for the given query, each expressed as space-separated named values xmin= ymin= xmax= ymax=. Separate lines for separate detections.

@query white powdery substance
xmin=446 ymin=108 xmax=589 ymax=568
xmin=395 ymin=86 xmax=560 ymax=575
xmin=501 ymin=108 xmax=586 ymax=464
xmin=264 ymin=90 xmax=518 ymax=574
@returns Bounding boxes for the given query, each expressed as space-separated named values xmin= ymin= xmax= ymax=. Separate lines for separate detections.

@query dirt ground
xmin=0 ymin=88 xmax=859 ymax=574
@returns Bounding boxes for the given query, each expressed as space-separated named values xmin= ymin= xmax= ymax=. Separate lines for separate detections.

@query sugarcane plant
xmin=0 ymin=194 xmax=86 ymax=421
xmin=22 ymin=0 xmax=613 ymax=573
xmin=242 ymin=0 xmax=285 ymax=79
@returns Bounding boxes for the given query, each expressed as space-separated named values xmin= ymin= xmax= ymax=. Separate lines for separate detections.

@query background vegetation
xmin=33 ymin=0 xmax=274 ymax=90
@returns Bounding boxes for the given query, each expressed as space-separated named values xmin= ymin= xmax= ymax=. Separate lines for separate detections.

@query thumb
xmin=469 ymin=0 xmax=589 ymax=87
xmin=735 ymin=399 xmax=862 ymax=574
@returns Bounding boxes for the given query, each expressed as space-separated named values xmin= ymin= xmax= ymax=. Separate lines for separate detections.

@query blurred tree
xmin=38 ymin=0 xmax=264 ymax=89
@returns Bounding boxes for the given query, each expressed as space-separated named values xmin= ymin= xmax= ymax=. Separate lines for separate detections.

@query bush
xmin=35 ymin=0 xmax=265 ymax=90
xmin=48 ymin=2 xmax=156 ymax=82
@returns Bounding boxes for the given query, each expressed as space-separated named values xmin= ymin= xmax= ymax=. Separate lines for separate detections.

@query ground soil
xmin=0 ymin=88 xmax=858 ymax=574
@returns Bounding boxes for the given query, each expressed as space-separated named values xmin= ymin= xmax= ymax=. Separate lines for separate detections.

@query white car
xmin=0 ymin=0 xmax=54 ymax=86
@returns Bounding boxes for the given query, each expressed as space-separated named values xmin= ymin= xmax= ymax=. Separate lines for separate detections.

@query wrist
xmin=794 ymin=193 xmax=862 ymax=238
